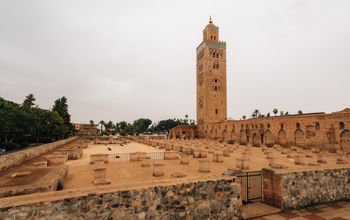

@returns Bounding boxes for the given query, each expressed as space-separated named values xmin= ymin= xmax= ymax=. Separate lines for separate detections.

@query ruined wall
xmin=0 ymin=137 xmax=77 ymax=171
xmin=169 ymin=125 xmax=198 ymax=139
xmin=263 ymin=167 xmax=350 ymax=209
xmin=198 ymin=112 xmax=350 ymax=150
xmin=0 ymin=177 xmax=242 ymax=219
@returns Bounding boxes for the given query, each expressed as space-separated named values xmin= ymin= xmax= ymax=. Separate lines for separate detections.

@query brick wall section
xmin=263 ymin=169 xmax=282 ymax=207
xmin=0 ymin=177 xmax=242 ymax=219
xmin=263 ymin=167 xmax=350 ymax=209
xmin=0 ymin=137 xmax=77 ymax=171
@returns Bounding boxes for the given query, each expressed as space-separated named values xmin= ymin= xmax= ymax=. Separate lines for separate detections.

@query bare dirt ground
xmin=63 ymin=142 xmax=350 ymax=190
xmin=0 ymin=168 xmax=50 ymax=187
xmin=66 ymin=142 xmax=164 ymax=165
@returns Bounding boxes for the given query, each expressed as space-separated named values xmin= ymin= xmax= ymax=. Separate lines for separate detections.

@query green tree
xmin=267 ymin=113 xmax=270 ymax=117
xmin=23 ymin=94 xmax=36 ymax=108
xmin=89 ymin=120 xmax=94 ymax=126
xmin=0 ymin=96 xmax=68 ymax=149
xmin=106 ymin=121 xmax=114 ymax=131
xmin=184 ymin=114 xmax=189 ymax=124
xmin=280 ymin=111 xmax=284 ymax=116
xmin=298 ymin=110 xmax=303 ymax=115
xmin=117 ymin=121 xmax=127 ymax=131
xmin=273 ymin=109 xmax=278 ymax=116
xmin=133 ymin=118 xmax=152 ymax=134
xmin=153 ymin=119 xmax=183 ymax=132
xmin=242 ymin=115 xmax=246 ymax=120
xmin=52 ymin=96 xmax=72 ymax=135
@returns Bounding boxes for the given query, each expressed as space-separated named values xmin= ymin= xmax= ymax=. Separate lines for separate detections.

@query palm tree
xmin=273 ymin=109 xmax=278 ymax=116
xmin=184 ymin=114 xmax=189 ymax=124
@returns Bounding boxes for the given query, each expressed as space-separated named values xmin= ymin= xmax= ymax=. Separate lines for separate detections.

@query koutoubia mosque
xmin=171 ymin=17 xmax=350 ymax=152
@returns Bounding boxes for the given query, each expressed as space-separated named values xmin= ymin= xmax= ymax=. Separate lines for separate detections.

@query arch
xmin=294 ymin=129 xmax=306 ymax=148
xmin=239 ymin=129 xmax=247 ymax=145
xmin=278 ymin=129 xmax=288 ymax=147
xmin=231 ymin=130 xmax=237 ymax=143
xmin=252 ymin=133 xmax=260 ymax=147
xmin=265 ymin=130 xmax=273 ymax=147
xmin=213 ymin=128 xmax=218 ymax=140
xmin=223 ymin=126 xmax=229 ymax=141
xmin=340 ymin=130 xmax=350 ymax=153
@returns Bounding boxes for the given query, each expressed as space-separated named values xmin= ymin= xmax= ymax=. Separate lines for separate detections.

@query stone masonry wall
xmin=0 ymin=177 xmax=242 ymax=220
xmin=0 ymin=136 xmax=77 ymax=171
xmin=263 ymin=167 xmax=350 ymax=209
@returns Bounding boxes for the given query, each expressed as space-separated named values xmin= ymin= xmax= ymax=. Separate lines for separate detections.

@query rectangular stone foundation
xmin=0 ymin=166 xmax=68 ymax=198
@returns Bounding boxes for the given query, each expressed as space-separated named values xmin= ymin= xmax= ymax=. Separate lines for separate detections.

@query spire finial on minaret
xmin=209 ymin=16 xmax=213 ymax=24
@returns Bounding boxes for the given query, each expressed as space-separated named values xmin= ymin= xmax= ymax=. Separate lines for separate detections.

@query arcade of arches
xmin=172 ymin=109 xmax=350 ymax=151
xmin=195 ymin=110 xmax=350 ymax=151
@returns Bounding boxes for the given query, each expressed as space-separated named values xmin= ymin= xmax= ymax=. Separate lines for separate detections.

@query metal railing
xmin=108 ymin=152 xmax=165 ymax=162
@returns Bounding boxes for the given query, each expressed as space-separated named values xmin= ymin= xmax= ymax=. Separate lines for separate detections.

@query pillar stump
xmin=199 ymin=160 xmax=210 ymax=172
xmin=153 ymin=163 xmax=165 ymax=177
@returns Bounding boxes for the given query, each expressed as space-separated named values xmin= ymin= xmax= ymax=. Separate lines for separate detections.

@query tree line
xmin=242 ymin=109 xmax=303 ymax=120
xmin=91 ymin=114 xmax=195 ymax=136
xmin=0 ymin=94 xmax=74 ymax=151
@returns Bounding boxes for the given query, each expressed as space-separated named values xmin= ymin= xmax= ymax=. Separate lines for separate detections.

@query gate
xmin=237 ymin=171 xmax=262 ymax=204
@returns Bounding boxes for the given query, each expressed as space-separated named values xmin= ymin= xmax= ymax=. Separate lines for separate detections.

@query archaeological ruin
xmin=0 ymin=18 xmax=350 ymax=219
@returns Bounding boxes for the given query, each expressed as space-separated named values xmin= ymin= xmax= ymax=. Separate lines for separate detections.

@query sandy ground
xmin=67 ymin=142 xmax=164 ymax=165
xmin=63 ymin=142 xmax=350 ymax=190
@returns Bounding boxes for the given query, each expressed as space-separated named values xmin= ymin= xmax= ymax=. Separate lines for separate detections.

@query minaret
xmin=196 ymin=17 xmax=227 ymax=125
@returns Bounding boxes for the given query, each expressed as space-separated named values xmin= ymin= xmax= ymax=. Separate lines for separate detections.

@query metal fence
xmin=236 ymin=171 xmax=262 ymax=204
xmin=108 ymin=152 xmax=165 ymax=162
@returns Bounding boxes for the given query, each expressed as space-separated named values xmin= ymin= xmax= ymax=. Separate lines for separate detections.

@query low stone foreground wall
xmin=0 ymin=177 xmax=242 ymax=219
xmin=263 ymin=167 xmax=350 ymax=209
xmin=0 ymin=137 xmax=77 ymax=171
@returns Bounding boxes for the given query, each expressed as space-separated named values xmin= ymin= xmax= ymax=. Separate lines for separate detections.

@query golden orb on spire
xmin=209 ymin=16 xmax=213 ymax=24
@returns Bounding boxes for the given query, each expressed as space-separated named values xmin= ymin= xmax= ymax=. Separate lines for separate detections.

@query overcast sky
xmin=0 ymin=0 xmax=349 ymax=124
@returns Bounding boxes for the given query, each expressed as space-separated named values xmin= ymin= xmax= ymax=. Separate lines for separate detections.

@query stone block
xmin=171 ymin=172 xmax=187 ymax=178
xmin=198 ymin=160 xmax=210 ymax=172
xmin=164 ymin=151 xmax=178 ymax=160
xmin=317 ymin=155 xmax=327 ymax=164
xmin=236 ymin=158 xmax=249 ymax=169
xmin=46 ymin=156 xmax=66 ymax=166
xmin=223 ymin=150 xmax=230 ymax=157
xmin=294 ymin=156 xmax=305 ymax=165
xmin=180 ymin=156 xmax=190 ymax=165
xmin=95 ymin=160 xmax=105 ymax=168
xmin=90 ymin=154 xmax=108 ymax=164
xmin=200 ymin=150 xmax=207 ymax=158
xmin=93 ymin=167 xmax=111 ymax=185
xmin=213 ymin=152 xmax=223 ymax=162
xmin=33 ymin=161 xmax=47 ymax=167
xmin=153 ymin=163 xmax=165 ymax=177
xmin=193 ymin=150 xmax=201 ymax=158
xmin=11 ymin=171 xmax=31 ymax=178
xmin=141 ymin=158 xmax=151 ymax=167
